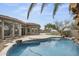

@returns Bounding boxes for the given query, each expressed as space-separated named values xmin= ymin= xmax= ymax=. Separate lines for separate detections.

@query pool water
xmin=6 ymin=38 xmax=79 ymax=56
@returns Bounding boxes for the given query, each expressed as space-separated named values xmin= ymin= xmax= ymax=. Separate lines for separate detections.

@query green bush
xmin=63 ymin=31 xmax=71 ymax=37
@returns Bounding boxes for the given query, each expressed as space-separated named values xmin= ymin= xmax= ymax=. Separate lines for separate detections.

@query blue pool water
xmin=6 ymin=38 xmax=79 ymax=56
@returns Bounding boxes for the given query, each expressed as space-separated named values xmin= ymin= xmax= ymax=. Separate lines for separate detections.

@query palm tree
xmin=27 ymin=3 xmax=79 ymax=19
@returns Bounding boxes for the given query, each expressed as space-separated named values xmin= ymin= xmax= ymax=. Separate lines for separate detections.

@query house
xmin=0 ymin=15 xmax=40 ymax=40
xmin=0 ymin=15 xmax=27 ymax=40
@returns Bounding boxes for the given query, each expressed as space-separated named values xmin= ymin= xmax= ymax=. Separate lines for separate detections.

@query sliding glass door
xmin=4 ymin=22 xmax=12 ymax=37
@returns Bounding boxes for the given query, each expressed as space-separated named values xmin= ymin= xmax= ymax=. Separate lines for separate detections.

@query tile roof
xmin=0 ymin=15 xmax=26 ymax=24
xmin=0 ymin=15 xmax=40 ymax=27
xmin=26 ymin=23 xmax=40 ymax=27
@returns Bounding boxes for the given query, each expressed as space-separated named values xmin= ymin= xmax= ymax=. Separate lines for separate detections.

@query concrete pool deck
xmin=0 ymin=33 xmax=62 ymax=56
xmin=16 ymin=33 xmax=62 ymax=41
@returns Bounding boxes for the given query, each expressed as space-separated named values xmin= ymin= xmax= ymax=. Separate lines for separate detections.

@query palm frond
xmin=53 ymin=3 xmax=61 ymax=18
xmin=41 ymin=3 xmax=47 ymax=13
xmin=27 ymin=3 xmax=36 ymax=19
xmin=69 ymin=4 xmax=72 ymax=13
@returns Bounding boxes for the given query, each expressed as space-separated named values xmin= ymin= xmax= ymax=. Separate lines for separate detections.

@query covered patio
xmin=0 ymin=15 xmax=41 ymax=40
xmin=0 ymin=15 xmax=26 ymax=40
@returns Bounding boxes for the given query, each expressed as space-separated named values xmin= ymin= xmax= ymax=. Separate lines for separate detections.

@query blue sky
xmin=0 ymin=3 xmax=73 ymax=29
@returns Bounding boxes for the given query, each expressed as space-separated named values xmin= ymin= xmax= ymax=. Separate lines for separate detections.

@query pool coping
xmin=0 ymin=41 xmax=16 ymax=56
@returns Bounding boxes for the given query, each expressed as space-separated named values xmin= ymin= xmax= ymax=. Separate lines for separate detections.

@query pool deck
xmin=15 ymin=33 xmax=62 ymax=42
xmin=0 ymin=33 xmax=62 ymax=56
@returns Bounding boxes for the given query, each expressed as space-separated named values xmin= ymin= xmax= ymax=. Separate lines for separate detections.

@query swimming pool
xmin=6 ymin=38 xmax=79 ymax=56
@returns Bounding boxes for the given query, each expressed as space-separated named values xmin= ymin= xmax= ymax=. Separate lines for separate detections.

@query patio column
xmin=38 ymin=28 xmax=40 ymax=34
xmin=19 ymin=24 xmax=22 ymax=36
xmin=25 ymin=27 xmax=28 ymax=35
xmin=0 ymin=20 xmax=2 ymax=39
xmin=2 ymin=21 xmax=4 ymax=40
xmin=12 ymin=23 xmax=15 ymax=38
xmin=25 ymin=27 xmax=27 ymax=35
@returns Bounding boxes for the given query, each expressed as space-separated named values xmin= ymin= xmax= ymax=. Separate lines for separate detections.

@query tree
xmin=54 ymin=20 xmax=70 ymax=36
xmin=45 ymin=23 xmax=55 ymax=29
xmin=45 ymin=23 xmax=56 ymax=32
xmin=44 ymin=20 xmax=70 ymax=36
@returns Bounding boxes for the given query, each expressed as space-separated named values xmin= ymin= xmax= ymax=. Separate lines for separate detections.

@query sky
xmin=0 ymin=3 xmax=73 ymax=29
